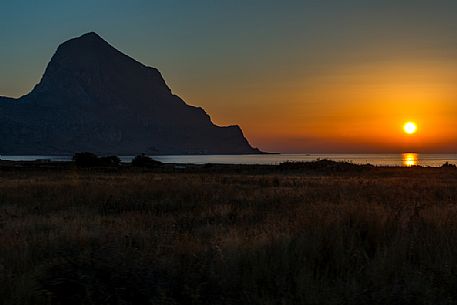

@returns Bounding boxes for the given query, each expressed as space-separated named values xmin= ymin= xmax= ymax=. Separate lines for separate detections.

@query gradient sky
xmin=1 ymin=0 xmax=457 ymax=153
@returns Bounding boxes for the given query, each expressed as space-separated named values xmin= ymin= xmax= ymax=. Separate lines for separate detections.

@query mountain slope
xmin=0 ymin=32 xmax=261 ymax=155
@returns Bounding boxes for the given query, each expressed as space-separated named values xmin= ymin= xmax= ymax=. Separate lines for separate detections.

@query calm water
xmin=1 ymin=153 xmax=457 ymax=167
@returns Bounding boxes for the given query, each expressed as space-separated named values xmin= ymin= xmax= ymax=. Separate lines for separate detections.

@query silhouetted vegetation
xmin=278 ymin=159 xmax=374 ymax=172
xmin=1 ymin=165 xmax=457 ymax=304
xmin=131 ymin=153 xmax=162 ymax=167
xmin=98 ymin=155 xmax=121 ymax=167
xmin=442 ymin=161 xmax=457 ymax=168
xmin=73 ymin=152 xmax=99 ymax=166
xmin=73 ymin=152 xmax=121 ymax=167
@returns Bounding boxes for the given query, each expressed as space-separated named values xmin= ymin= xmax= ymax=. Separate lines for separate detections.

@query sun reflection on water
xmin=402 ymin=153 xmax=418 ymax=167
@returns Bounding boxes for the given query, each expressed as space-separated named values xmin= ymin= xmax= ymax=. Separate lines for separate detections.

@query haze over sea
xmin=1 ymin=153 xmax=456 ymax=167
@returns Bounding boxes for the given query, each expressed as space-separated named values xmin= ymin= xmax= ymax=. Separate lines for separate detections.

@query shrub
xmin=131 ymin=154 xmax=162 ymax=167
xmin=442 ymin=162 xmax=457 ymax=168
xmin=278 ymin=159 xmax=373 ymax=172
xmin=98 ymin=156 xmax=121 ymax=167
xmin=72 ymin=152 xmax=99 ymax=167
xmin=73 ymin=153 xmax=121 ymax=167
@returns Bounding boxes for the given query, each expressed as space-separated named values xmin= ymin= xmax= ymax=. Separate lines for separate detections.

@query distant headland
xmin=0 ymin=32 xmax=262 ymax=155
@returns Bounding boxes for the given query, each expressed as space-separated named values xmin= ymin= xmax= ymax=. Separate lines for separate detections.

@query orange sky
xmin=2 ymin=1 xmax=457 ymax=153
xmin=172 ymin=58 xmax=457 ymax=153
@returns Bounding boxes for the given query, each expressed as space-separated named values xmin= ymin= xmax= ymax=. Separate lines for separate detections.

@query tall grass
xmin=1 ymin=166 xmax=457 ymax=304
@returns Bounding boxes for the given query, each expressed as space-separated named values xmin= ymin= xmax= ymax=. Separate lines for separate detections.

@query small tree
xmin=73 ymin=152 xmax=99 ymax=167
xmin=73 ymin=153 xmax=121 ymax=167
xmin=99 ymin=156 xmax=121 ymax=167
xmin=131 ymin=154 xmax=162 ymax=167
xmin=442 ymin=162 xmax=457 ymax=168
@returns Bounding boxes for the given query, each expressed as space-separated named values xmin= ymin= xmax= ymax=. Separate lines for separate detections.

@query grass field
xmin=1 ymin=162 xmax=457 ymax=304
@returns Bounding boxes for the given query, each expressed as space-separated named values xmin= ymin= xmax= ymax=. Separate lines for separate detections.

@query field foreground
xmin=1 ymin=163 xmax=457 ymax=304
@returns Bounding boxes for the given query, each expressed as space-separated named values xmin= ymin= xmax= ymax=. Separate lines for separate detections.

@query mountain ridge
xmin=0 ymin=32 xmax=261 ymax=155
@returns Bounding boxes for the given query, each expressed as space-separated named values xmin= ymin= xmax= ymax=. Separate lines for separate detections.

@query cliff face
xmin=0 ymin=32 xmax=261 ymax=155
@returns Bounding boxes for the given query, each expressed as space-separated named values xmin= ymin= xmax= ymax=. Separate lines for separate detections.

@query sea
xmin=1 ymin=153 xmax=456 ymax=167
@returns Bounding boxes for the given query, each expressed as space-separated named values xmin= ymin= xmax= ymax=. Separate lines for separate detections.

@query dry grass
xmin=1 ymin=165 xmax=457 ymax=304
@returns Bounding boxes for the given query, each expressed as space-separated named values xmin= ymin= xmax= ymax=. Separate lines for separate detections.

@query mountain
xmin=0 ymin=32 xmax=261 ymax=155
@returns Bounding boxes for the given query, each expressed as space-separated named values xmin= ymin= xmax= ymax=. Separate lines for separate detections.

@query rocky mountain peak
xmin=0 ymin=33 xmax=261 ymax=155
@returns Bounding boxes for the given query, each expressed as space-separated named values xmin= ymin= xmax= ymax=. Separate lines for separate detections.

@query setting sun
xmin=403 ymin=122 xmax=418 ymax=135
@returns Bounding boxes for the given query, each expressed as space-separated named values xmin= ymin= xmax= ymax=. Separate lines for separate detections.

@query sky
xmin=1 ymin=0 xmax=457 ymax=153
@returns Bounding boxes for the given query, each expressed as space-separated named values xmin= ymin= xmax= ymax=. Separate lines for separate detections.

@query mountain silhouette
xmin=0 ymin=32 xmax=261 ymax=155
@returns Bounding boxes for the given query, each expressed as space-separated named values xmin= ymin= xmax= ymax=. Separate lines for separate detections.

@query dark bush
xmin=131 ymin=154 xmax=162 ymax=167
xmin=442 ymin=162 xmax=457 ymax=168
xmin=278 ymin=159 xmax=373 ymax=172
xmin=73 ymin=153 xmax=121 ymax=167
xmin=72 ymin=152 xmax=99 ymax=167
xmin=98 ymin=156 xmax=121 ymax=167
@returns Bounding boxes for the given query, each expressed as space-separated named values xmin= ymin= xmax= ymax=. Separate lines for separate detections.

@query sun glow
xmin=403 ymin=122 xmax=417 ymax=135
xmin=402 ymin=153 xmax=418 ymax=167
